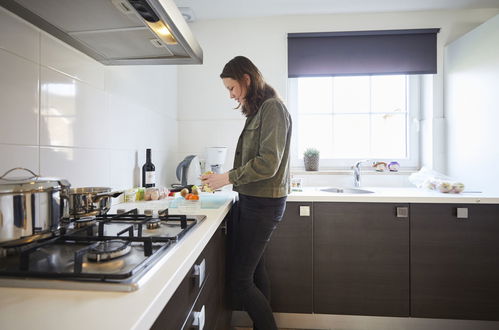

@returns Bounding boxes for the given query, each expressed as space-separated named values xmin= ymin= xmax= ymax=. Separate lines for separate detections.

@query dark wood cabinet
xmin=313 ymin=202 xmax=410 ymax=317
xmin=265 ymin=202 xmax=314 ymax=313
xmin=151 ymin=221 xmax=230 ymax=330
xmin=411 ymin=203 xmax=499 ymax=321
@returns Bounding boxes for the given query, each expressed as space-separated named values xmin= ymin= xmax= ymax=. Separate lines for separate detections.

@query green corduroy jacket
xmin=228 ymin=98 xmax=292 ymax=198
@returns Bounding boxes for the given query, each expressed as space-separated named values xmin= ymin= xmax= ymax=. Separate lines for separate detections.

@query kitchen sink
xmin=321 ymin=187 xmax=374 ymax=194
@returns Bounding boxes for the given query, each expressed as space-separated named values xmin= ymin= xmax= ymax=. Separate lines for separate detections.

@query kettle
xmin=176 ymin=155 xmax=202 ymax=186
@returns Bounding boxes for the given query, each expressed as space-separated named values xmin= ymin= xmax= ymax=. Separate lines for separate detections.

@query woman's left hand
xmin=201 ymin=172 xmax=230 ymax=190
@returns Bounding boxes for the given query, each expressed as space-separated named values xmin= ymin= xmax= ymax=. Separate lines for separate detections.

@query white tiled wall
xmin=0 ymin=7 xmax=178 ymax=190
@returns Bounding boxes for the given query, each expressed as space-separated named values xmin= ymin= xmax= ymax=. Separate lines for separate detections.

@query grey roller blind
xmin=288 ymin=29 xmax=440 ymax=77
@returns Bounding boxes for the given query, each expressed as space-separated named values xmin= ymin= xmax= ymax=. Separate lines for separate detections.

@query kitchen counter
xmin=288 ymin=186 xmax=499 ymax=203
xmin=0 ymin=191 xmax=237 ymax=330
xmin=1 ymin=187 xmax=497 ymax=330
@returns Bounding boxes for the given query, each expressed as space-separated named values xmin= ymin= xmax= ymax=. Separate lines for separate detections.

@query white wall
xmin=177 ymin=8 xmax=499 ymax=186
xmin=445 ymin=14 xmax=499 ymax=193
xmin=0 ymin=7 xmax=178 ymax=189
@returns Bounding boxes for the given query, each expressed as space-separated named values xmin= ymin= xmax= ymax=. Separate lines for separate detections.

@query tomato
xmin=185 ymin=193 xmax=199 ymax=200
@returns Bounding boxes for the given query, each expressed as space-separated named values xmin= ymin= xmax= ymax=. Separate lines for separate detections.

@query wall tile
xmin=40 ymin=147 xmax=110 ymax=188
xmin=40 ymin=33 xmax=105 ymax=89
xmin=0 ymin=50 xmax=39 ymax=145
xmin=40 ymin=67 xmax=109 ymax=148
xmin=108 ymin=149 xmax=140 ymax=190
xmin=105 ymin=66 xmax=178 ymax=117
xmin=176 ymin=119 xmax=242 ymax=170
xmin=0 ymin=7 xmax=39 ymax=62
xmin=0 ymin=145 xmax=39 ymax=176
xmin=107 ymin=94 xmax=141 ymax=150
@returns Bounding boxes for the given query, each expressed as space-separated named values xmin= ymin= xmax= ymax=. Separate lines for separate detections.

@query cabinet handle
xmin=192 ymin=259 xmax=206 ymax=288
xmin=396 ymin=207 xmax=409 ymax=218
xmin=456 ymin=207 xmax=469 ymax=219
xmin=299 ymin=206 xmax=311 ymax=217
xmin=191 ymin=305 xmax=205 ymax=330
xmin=220 ymin=221 xmax=227 ymax=235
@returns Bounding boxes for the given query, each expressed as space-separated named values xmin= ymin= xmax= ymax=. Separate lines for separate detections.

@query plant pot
xmin=304 ymin=155 xmax=319 ymax=171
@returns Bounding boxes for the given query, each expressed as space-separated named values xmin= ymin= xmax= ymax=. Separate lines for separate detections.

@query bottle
xmin=142 ymin=148 xmax=156 ymax=188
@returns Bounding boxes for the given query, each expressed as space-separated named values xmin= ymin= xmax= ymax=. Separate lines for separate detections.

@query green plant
xmin=303 ymin=148 xmax=320 ymax=158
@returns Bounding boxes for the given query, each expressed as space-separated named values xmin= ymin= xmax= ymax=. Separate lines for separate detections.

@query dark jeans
xmin=230 ymin=193 xmax=287 ymax=330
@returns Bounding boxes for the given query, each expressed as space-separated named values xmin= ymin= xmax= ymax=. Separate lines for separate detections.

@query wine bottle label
xmin=145 ymin=171 xmax=156 ymax=185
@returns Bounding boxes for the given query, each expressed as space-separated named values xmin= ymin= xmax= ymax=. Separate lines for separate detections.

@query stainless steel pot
xmin=0 ymin=168 xmax=70 ymax=246
xmin=68 ymin=187 xmax=123 ymax=218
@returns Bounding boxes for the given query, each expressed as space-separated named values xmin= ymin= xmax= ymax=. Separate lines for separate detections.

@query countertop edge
xmin=287 ymin=187 xmax=499 ymax=204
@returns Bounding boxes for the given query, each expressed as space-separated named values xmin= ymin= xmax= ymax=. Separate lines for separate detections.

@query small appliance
xmin=206 ymin=147 xmax=228 ymax=174
xmin=176 ymin=155 xmax=202 ymax=186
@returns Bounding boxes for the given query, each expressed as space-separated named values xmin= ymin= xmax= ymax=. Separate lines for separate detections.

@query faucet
xmin=353 ymin=160 xmax=370 ymax=187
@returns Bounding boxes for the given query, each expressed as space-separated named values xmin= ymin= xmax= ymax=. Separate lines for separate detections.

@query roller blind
xmin=288 ymin=29 xmax=440 ymax=77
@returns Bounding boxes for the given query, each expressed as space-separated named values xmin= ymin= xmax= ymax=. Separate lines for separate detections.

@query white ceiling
xmin=174 ymin=0 xmax=499 ymax=21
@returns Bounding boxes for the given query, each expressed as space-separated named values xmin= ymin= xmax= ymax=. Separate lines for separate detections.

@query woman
xmin=201 ymin=56 xmax=291 ymax=330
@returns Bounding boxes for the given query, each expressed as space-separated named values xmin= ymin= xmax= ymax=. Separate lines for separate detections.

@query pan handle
xmin=0 ymin=167 xmax=39 ymax=180
xmin=92 ymin=190 xmax=124 ymax=202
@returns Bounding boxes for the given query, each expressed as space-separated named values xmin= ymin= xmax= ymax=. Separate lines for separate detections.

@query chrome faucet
xmin=353 ymin=160 xmax=370 ymax=187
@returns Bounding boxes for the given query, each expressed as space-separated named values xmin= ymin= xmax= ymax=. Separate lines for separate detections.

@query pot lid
xmin=0 ymin=168 xmax=70 ymax=194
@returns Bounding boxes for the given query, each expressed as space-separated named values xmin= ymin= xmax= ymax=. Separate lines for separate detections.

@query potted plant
xmin=303 ymin=148 xmax=320 ymax=171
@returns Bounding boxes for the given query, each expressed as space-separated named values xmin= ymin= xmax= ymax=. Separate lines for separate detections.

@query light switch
xmin=299 ymin=206 xmax=310 ymax=216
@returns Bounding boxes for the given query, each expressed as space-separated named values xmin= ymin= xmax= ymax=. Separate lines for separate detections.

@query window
xmin=288 ymin=74 xmax=420 ymax=169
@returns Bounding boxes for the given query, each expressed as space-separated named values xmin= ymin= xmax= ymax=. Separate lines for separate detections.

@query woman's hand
xmin=201 ymin=172 xmax=230 ymax=190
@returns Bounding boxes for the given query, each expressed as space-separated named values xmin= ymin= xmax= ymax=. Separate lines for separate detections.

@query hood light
xmin=147 ymin=20 xmax=177 ymax=45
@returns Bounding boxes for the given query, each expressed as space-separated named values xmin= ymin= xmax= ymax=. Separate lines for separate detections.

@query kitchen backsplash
xmin=0 ymin=7 xmax=179 ymax=190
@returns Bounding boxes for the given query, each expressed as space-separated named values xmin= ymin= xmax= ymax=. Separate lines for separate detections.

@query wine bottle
xmin=142 ymin=148 xmax=156 ymax=188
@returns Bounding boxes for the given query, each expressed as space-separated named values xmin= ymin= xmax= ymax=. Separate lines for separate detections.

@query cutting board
xmin=169 ymin=194 xmax=230 ymax=209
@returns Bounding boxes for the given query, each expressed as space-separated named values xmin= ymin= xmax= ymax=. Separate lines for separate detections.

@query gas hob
xmin=0 ymin=209 xmax=206 ymax=291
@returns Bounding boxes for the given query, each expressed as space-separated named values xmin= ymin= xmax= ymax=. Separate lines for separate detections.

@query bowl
xmin=177 ymin=199 xmax=201 ymax=213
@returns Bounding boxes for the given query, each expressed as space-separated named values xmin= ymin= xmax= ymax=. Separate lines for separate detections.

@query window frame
xmin=287 ymin=75 xmax=421 ymax=170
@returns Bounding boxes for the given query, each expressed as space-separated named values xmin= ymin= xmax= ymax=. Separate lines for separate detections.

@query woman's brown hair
xmin=220 ymin=56 xmax=278 ymax=117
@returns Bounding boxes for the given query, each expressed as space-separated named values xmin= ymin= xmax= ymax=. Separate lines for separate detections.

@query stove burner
xmin=87 ymin=240 xmax=131 ymax=262
xmin=146 ymin=219 xmax=161 ymax=230
xmin=83 ymin=258 xmax=126 ymax=273
xmin=75 ymin=216 xmax=96 ymax=229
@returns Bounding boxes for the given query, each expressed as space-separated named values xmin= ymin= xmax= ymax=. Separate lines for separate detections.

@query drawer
xmin=151 ymin=256 xmax=207 ymax=330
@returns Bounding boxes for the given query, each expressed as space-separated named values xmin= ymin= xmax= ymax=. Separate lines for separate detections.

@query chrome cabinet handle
xmin=299 ymin=206 xmax=311 ymax=217
xmin=192 ymin=259 xmax=206 ymax=288
xmin=396 ymin=207 xmax=409 ymax=218
xmin=191 ymin=305 xmax=205 ymax=330
xmin=456 ymin=207 xmax=469 ymax=219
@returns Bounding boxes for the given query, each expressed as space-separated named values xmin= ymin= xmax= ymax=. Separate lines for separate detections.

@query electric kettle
xmin=176 ymin=155 xmax=202 ymax=186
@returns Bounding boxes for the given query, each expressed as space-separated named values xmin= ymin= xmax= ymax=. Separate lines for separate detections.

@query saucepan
xmin=0 ymin=167 xmax=71 ymax=246
xmin=68 ymin=187 xmax=123 ymax=218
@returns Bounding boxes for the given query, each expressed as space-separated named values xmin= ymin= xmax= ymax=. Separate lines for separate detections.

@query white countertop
xmin=288 ymin=186 xmax=499 ymax=204
xmin=0 ymin=192 xmax=237 ymax=330
xmin=1 ymin=187 xmax=497 ymax=330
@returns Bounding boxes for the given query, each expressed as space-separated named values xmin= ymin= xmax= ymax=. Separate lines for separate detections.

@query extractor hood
xmin=0 ymin=0 xmax=203 ymax=65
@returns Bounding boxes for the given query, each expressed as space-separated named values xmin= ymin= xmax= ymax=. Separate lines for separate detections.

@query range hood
xmin=0 ymin=0 xmax=203 ymax=65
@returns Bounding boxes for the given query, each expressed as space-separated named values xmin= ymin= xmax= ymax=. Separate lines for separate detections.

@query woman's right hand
xmin=201 ymin=172 xmax=230 ymax=190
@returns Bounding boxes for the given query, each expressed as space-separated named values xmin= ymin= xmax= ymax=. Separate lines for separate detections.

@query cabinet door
xmin=314 ymin=202 xmax=410 ymax=316
xmin=265 ymin=202 xmax=314 ymax=313
xmin=411 ymin=203 xmax=499 ymax=321
xmin=152 ymin=223 xmax=229 ymax=330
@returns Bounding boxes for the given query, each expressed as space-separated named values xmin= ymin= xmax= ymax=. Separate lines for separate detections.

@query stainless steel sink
xmin=321 ymin=187 xmax=374 ymax=194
